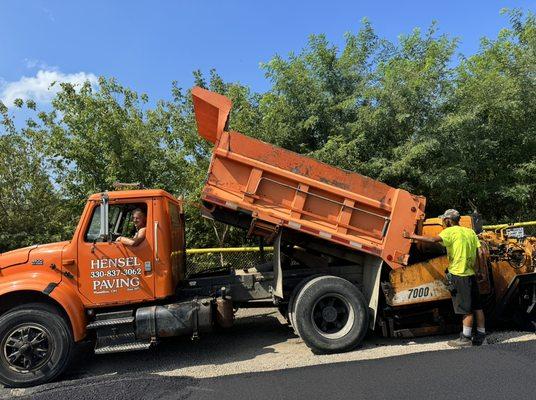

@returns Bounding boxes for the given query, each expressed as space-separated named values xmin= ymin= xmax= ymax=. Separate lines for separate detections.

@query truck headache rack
xmin=192 ymin=86 xmax=426 ymax=269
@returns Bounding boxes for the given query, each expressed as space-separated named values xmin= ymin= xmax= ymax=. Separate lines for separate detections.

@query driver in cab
xmin=115 ymin=208 xmax=147 ymax=246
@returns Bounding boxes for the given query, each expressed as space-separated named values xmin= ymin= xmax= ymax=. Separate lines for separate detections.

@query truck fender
xmin=48 ymin=282 xmax=87 ymax=341
xmin=0 ymin=278 xmax=87 ymax=342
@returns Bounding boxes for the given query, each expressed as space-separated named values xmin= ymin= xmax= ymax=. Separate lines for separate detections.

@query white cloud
xmin=0 ymin=69 xmax=98 ymax=107
xmin=24 ymin=58 xmax=52 ymax=70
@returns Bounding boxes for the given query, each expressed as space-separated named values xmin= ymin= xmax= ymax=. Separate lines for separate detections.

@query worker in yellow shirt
xmin=404 ymin=209 xmax=486 ymax=347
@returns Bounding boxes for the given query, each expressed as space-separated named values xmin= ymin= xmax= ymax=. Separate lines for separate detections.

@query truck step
xmin=94 ymin=332 xmax=151 ymax=355
xmin=87 ymin=316 xmax=135 ymax=329
xmin=95 ymin=341 xmax=151 ymax=354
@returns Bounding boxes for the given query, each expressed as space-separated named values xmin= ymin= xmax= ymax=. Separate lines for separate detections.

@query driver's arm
xmin=116 ymin=227 xmax=146 ymax=247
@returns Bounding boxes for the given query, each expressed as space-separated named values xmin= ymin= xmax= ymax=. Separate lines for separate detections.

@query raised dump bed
xmin=192 ymin=87 xmax=426 ymax=270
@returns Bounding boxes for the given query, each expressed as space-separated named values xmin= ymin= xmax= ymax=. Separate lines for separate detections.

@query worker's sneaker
xmin=448 ymin=333 xmax=473 ymax=348
xmin=472 ymin=332 xmax=487 ymax=346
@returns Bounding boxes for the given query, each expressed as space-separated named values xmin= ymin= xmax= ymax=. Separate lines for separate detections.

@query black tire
xmin=0 ymin=303 xmax=73 ymax=388
xmin=294 ymin=276 xmax=369 ymax=354
xmin=288 ymin=275 xmax=322 ymax=335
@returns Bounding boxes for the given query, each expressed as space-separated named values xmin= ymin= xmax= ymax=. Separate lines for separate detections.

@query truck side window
xmin=85 ymin=206 xmax=102 ymax=242
xmin=84 ymin=203 xmax=147 ymax=242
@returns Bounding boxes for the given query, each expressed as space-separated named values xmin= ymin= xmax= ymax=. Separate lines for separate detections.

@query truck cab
xmin=68 ymin=190 xmax=185 ymax=306
xmin=0 ymin=189 xmax=187 ymax=387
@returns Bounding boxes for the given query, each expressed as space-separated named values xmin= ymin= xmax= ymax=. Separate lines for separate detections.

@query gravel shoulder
xmin=2 ymin=308 xmax=535 ymax=399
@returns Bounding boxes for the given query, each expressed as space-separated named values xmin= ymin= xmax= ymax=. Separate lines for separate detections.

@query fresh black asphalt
xmin=13 ymin=339 xmax=536 ymax=400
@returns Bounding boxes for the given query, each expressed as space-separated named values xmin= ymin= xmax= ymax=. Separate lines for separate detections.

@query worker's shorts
xmin=450 ymin=274 xmax=483 ymax=315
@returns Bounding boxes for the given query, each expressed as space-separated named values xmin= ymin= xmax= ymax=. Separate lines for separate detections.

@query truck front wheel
xmin=294 ymin=276 xmax=368 ymax=354
xmin=0 ymin=303 xmax=73 ymax=388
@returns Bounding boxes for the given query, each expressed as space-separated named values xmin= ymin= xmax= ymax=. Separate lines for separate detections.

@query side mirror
xmin=99 ymin=192 xmax=110 ymax=242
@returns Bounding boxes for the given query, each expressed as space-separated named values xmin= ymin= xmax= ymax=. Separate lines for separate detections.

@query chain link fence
xmin=185 ymin=247 xmax=274 ymax=277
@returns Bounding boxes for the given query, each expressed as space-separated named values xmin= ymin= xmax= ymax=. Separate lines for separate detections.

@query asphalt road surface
xmin=2 ymin=309 xmax=535 ymax=400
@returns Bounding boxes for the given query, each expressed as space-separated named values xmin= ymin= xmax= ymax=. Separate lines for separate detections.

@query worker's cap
xmin=439 ymin=209 xmax=460 ymax=222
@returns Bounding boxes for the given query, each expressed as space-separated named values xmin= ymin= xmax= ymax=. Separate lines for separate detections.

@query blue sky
xmin=1 ymin=0 xmax=534 ymax=109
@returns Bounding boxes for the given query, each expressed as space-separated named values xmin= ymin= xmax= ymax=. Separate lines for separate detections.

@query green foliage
xmin=1 ymin=73 xmax=254 ymax=250
xmin=0 ymin=9 xmax=534 ymax=252
xmin=0 ymin=132 xmax=67 ymax=252
xmin=442 ymin=9 xmax=536 ymax=220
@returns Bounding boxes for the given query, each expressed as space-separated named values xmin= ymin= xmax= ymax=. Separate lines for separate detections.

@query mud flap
xmin=272 ymin=230 xmax=284 ymax=299
xmin=362 ymin=256 xmax=382 ymax=329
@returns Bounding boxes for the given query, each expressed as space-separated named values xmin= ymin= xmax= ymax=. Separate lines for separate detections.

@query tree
xmin=439 ymin=9 xmax=536 ymax=221
xmin=1 ymin=74 xmax=257 ymax=251
xmin=0 ymin=103 xmax=66 ymax=251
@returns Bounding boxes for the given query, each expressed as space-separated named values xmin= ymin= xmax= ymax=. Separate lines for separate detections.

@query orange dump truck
xmin=0 ymin=87 xmax=534 ymax=388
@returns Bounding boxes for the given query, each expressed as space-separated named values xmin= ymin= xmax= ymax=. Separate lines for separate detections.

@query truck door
xmin=77 ymin=198 xmax=156 ymax=305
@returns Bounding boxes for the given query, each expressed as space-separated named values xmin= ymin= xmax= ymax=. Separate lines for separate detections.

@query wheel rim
xmin=311 ymin=293 xmax=355 ymax=339
xmin=2 ymin=324 xmax=53 ymax=373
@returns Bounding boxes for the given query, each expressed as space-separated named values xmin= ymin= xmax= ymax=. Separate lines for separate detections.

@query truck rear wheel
xmin=0 ymin=303 xmax=73 ymax=388
xmin=294 ymin=276 xmax=368 ymax=353
xmin=288 ymin=275 xmax=321 ymax=335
